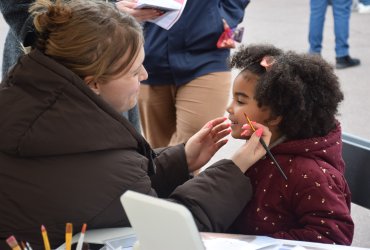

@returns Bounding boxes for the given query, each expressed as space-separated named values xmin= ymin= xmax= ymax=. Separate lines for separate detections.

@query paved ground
xmin=1 ymin=0 xmax=369 ymax=247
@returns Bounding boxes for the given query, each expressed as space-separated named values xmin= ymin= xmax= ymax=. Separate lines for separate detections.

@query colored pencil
xmin=65 ymin=223 xmax=73 ymax=250
xmin=244 ymin=113 xmax=288 ymax=180
xmin=76 ymin=224 xmax=87 ymax=250
xmin=41 ymin=225 xmax=51 ymax=250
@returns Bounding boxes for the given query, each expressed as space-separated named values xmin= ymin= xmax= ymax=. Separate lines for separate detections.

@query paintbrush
xmin=244 ymin=113 xmax=288 ymax=180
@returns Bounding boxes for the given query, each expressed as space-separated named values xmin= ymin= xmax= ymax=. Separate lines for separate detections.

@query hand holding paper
xmin=142 ymin=0 xmax=188 ymax=30
xmin=116 ymin=1 xmax=164 ymax=22
xmin=135 ymin=0 xmax=182 ymax=12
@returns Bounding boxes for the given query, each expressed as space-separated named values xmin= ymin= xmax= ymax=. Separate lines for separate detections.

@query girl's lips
xmin=228 ymin=117 xmax=238 ymax=125
xmin=230 ymin=121 xmax=239 ymax=130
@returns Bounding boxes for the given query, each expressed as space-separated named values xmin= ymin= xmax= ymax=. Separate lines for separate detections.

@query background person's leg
xmin=2 ymin=31 xmax=24 ymax=77
xmin=169 ymin=72 xmax=231 ymax=146
xmin=333 ymin=0 xmax=360 ymax=68
xmin=138 ymin=84 xmax=176 ymax=148
xmin=309 ymin=0 xmax=329 ymax=54
xmin=332 ymin=0 xmax=351 ymax=57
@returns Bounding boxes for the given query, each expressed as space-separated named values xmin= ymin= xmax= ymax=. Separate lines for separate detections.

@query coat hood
xmin=272 ymin=123 xmax=345 ymax=173
xmin=0 ymin=49 xmax=141 ymax=157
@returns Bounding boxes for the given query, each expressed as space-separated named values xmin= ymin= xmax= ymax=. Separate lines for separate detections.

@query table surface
xmin=201 ymin=233 xmax=369 ymax=250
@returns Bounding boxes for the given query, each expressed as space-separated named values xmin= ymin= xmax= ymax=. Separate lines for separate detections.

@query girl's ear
xmin=268 ymin=115 xmax=282 ymax=127
xmin=84 ymin=76 xmax=100 ymax=95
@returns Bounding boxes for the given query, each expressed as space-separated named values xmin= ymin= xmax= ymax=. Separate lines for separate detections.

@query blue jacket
xmin=143 ymin=0 xmax=250 ymax=86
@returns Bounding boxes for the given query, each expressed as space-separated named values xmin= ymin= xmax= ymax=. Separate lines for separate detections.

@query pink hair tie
xmin=260 ymin=55 xmax=276 ymax=71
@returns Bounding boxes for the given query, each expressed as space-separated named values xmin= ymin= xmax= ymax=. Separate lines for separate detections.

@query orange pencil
xmin=6 ymin=236 xmax=21 ymax=250
xmin=41 ymin=225 xmax=51 ymax=250
xmin=65 ymin=223 xmax=73 ymax=250
xmin=243 ymin=113 xmax=287 ymax=180
xmin=76 ymin=223 xmax=87 ymax=250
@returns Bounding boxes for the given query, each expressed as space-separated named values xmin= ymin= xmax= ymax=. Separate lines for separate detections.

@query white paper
xmin=104 ymin=234 xmax=137 ymax=250
xmin=203 ymin=238 xmax=258 ymax=250
xmin=139 ymin=0 xmax=187 ymax=30
xmin=55 ymin=227 xmax=135 ymax=250
xmin=135 ymin=0 xmax=182 ymax=12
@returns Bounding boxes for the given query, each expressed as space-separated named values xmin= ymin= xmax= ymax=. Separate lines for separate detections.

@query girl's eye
xmin=236 ymin=97 xmax=246 ymax=105
xmin=232 ymin=97 xmax=246 ymax=105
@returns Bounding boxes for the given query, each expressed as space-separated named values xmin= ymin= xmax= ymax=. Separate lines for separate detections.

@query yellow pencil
xmin=65 ymin=223 xmax=73 ymax=250
xmin=41 ymin=225 xmax=51 ymax=250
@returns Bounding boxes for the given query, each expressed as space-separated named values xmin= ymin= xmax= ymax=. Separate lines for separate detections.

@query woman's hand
xmin=185 ymin=117 xmax=231 ymax=172
xmin=231 ymin=123 xmax=271 ymax=173
xmin=116 ymin=0 xmax=163 ymax=22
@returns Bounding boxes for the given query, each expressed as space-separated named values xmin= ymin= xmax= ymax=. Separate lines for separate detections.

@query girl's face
xmin=227 ymin=70 xmax=272 ymax=139
xmin=87 ymin=46 xmax=148 ymax=113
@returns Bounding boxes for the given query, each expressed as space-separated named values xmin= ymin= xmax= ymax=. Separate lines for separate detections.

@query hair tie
xmin=260 ymin=55 xmax=275 ymax=71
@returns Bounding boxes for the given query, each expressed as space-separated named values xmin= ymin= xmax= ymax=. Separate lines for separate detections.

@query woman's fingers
xmin=252 ymin=123 xmax=271 ymax=145
xmin=212 ymin=128 xmax=231 ymax=142
xmin=135 ymin=9 xmax=163 ymax=20
xmin=202 ymin=117 xmax=227 ymax=129
xmin=207 ymin=118 xmax=230 ymax=134
xmin=214 ymin=138 xmax=229 ymax=150
xmin=116 ymin=1 xmax=162 ymax=21
xmin=247 ymin=128 xmax=265 ymax=155
xmin=230 ymin=122 xmax=272 ymax=173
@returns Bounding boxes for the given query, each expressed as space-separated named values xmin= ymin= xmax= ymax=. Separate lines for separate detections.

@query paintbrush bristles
xmin=243 ymin=113 xmax=288 ymax=180
xmin=244 ymin=113 xmax=256 ymax=132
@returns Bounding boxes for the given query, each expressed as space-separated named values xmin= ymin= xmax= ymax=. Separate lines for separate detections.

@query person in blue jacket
xmin=0 ymin=0 xmax=141 ymax=132
xmin=117 ymin=0 xmax=250 ymax=148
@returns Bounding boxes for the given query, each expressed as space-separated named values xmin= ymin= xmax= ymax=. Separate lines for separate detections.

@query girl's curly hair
xmin=230 ymin=44 xmax=344 ymax=140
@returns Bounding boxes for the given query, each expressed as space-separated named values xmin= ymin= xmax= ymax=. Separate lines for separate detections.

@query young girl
xmin=227 ymin=44 xmax=354 ymax=245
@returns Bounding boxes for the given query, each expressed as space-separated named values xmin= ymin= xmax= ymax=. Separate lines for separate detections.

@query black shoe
xmin=336 ymin=55 xmax=361 ymax=69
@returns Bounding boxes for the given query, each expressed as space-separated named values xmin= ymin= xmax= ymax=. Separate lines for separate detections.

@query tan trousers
xmin=138 ymin=72 xmax=231 ymax=148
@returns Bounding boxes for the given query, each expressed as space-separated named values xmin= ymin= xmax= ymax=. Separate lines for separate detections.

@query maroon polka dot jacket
xmin=230 ymin=123 xmax=354 ymax=245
